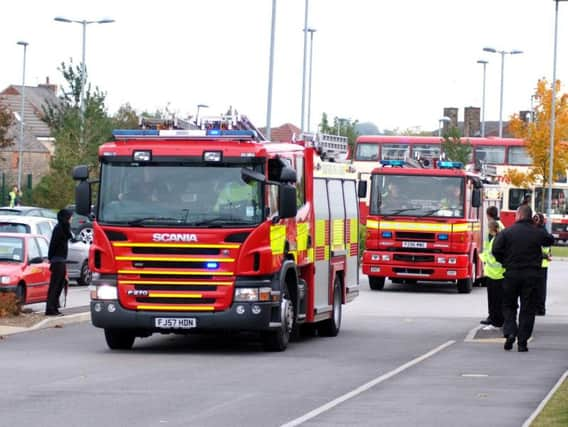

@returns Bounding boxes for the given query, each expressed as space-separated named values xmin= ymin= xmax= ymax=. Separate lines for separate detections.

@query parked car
xmin=67 ymin=204 xmax=94 ymax=244
xmin=0 ymin=232 xmax=51 ymax=304
xmin=0 ymin=206 xmax=57 ymax=219
xmin=0 ymin=215 xmax=91 ymax=286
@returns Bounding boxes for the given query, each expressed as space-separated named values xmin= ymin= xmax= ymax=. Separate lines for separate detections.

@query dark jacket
xmin=492 ymin=219 xmax=554 ymax=271
xmin=48 ymin=209 xmax=73 ymax=262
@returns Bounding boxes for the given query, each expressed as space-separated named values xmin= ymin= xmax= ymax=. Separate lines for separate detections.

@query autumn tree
xmin=113 ymin=103 xmax=139 ymax=128
xmin=509 ymin=78 xmax=568 ymax=208
xmin=440 ymin=127 xmax=472 ymax=167
xmin=0 ymin=102 xmax=14 ymax=148
xmin=318 ymin=113 xmax=359 ymax=151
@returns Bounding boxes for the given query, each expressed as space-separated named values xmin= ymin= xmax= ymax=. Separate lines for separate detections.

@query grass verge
xmin=551 ymin=245 xmax=568 ymax=258
xmin=531 ymin=377 xmax=568 ymax=427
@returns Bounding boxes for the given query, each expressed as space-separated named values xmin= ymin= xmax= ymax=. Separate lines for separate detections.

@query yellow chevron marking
xmin=148 ymin=292 xmax=203 ymax=298
xmin=115 ymin=256 xmax=234 ymax=262
xmin=118 ymin=269 xmax=233 ymax=276
xmin=137 ymin=305 xmax=214 ymax=311
xmin=112 ymin=242 xmax=240 ymax=249
xmin=119 ymin=280 xmax=233 ymax=286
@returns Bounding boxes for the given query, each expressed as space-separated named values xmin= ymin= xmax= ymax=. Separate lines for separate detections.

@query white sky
xmin=2 ymin=0 xmax=568 ymax=132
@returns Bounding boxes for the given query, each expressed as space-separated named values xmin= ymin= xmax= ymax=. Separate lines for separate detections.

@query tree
xmin=355 ymin=122 xmax=380 ymax=135
xmin=440 ymin=127 xmax=472 ymax=167
xmin=509 ymin=78 xmax=568 ymax=208
xmin=318 ymin=113 xmax=359 ymax=152
xmin=114 ymin=103 xmax=139 ymax=129
xmin=34 ymin=61 xmax=113 ymax=208
xmin=0 ymin=102 xmax=14 ymax=148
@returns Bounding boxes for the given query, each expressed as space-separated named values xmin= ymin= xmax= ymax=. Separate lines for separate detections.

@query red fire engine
xmin=73 ymin=115 xmax=359 ymax=351
xmin=359 ymin=160 xmax=484 ymax=293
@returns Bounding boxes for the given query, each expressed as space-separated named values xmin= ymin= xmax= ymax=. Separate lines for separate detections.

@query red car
xmin=0 ymin=233 xmax=51 ymax=304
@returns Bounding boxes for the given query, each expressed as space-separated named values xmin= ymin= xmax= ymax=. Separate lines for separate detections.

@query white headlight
xmin=0 ymin=276 xmax=11 ymax=284
xmin=234 ymin=288 xmax=258 ymax=302
xmin=96 ymin=285 xmax=118 ymax=300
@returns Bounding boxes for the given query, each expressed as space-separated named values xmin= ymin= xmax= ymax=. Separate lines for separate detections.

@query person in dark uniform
xmin=492 ymin=205 xmax=554 ymax=352
xmin=45 ymin=209 xmax=74 ymax=316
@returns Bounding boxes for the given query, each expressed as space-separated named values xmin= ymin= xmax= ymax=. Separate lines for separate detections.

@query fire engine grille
xmin=393 ymin=267 xmax=434 ymax=276
xmin=135 ymin=297 xmax=216 ymax=305
xmin=393 ymin=254 xmax=435 ymax=263
xmin=131 ymin=260 xmax=217 ymax=269
xmin=128 ymin=273 xmax=216 ymax=280
xmin=132 ymin=247 xmax=220 ymax=255
xmin=396 ymin=232 xmax=435 ymax=241
xmin=135 ymin=284 xmax=217 ymax=292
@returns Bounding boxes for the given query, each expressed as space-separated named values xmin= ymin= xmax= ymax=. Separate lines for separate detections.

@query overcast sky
xmin=2 ymin=0 xmax=568 ymax=133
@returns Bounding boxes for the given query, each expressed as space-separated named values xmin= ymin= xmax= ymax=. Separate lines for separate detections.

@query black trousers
xmin=502 ymin=269 xmax=540 ymax=345
xmin=486 ymin=277 xmax=504 ymax=327
xmin=46 ymin=262 xmax=66 ymax=314
xmin=536 ymin=268 xmax=548 ymax=313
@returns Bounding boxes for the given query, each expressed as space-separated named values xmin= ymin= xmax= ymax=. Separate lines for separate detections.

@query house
xmin=259 ymin=123 xmax=301 ymax=142
xmin=0 ymin=78 xmax=58 ymax=195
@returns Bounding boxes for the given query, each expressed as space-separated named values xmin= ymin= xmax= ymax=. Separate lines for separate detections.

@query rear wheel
xmin=263 ymin=286 xmax=295 ymax=351
xmin=104 ymin=329 xmax=136 ymax=350
xmin=369 ymin=276 xmax=385 ymax=290
xmin=318 ymin=276 xmax=342 ymax=337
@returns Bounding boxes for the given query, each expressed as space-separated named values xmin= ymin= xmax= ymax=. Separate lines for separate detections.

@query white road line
xmin=464 ymin=324 xmax=482 ymax=342
xmin=280 ymin=340 xmax=456 ymax=427
xmin=522 ymin=369 xmax=568 ymax=427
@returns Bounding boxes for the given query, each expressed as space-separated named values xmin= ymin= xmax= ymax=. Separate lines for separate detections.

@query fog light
xmin=236 ymin=305 xmax=246 ymax=315
xmin=94 ymin=303 xmax=102 ymax=312
xmin=107 ymin=303 xmax=116 ymax=313
xmin=381 ymin=254 xmax=391 ymax=261
xmin=438 ymin=257 xmax=447 ymax=264
xmin=448 ymin=258 xmax=457 ymax=265
xmin=447 ymin=271 xmax=457 ymax=276
xmin=371 ymin=254 xmax=380 ymax=261
xmin=251 ymin=305 xmax=261 ymax=315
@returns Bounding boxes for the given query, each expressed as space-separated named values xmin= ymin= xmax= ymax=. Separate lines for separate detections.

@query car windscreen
xmin=0 ymin=236 xmax=24 ymax=262
xmin=0 ymin=223 xmax=30 ymax=234
xmin=98 ymin=162 xmax=265 ymax=227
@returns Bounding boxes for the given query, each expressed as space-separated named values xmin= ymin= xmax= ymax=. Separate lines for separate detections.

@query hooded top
xmin=48 ymin=209 xmax=73 ymax=262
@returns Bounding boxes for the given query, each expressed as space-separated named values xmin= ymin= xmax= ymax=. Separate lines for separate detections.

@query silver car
xmin=0 ymin=215 xmax=91 ymax=286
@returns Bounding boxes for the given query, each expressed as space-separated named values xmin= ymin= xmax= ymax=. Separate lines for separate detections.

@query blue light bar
xmin=438 ymin=161 xmax=464 ymax=169
xmin=206 ymin=129 xmax=255 ymax=137
xmin=380 ymin=160 xmax=405 ymax=167
xmin=113 ymin=129 xmax=159 ymax=137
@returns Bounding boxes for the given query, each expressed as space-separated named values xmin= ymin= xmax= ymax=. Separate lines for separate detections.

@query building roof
xmin=260 ymin=123 xmax=301 ymax=142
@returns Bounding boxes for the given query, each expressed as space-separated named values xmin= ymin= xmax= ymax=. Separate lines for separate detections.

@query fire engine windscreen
xmin=97 ymin=162 xmax=264 ymax=226
xmin=370 ymin=175 xmax=464 ymax=217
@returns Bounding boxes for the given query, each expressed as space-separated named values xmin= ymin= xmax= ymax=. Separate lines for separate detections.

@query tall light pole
xmin=300 ymin=0 xmax=309 ymax=133
xmin=54 ymin=16 xmax=115 ymax=144
xmin=438 ymin=116 xmax=451 ymax=137
xmin=16 ymin=41 xmax=28 ymax=191
xmin=477 ymin=59 xmax=488 ymax=137
xmin=195 ymin=104 xmax=209 ymax=127
xmin=265 ymin=0 xmax=277 ymax=140
xmin=483 ymin=47 xmax=524 ymax=138
xmin=547 ymin=1 xmax=567 ymax=231
xmin=306 ymin=28 xmax=316 ymax=133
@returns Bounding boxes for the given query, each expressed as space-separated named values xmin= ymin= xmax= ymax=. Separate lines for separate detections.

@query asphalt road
xmin=2 ymin=262 xmax=567 ymax=427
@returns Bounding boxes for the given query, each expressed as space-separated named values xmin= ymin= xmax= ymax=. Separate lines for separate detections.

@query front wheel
xmin=77 ymin=260 xmax=91 ymax=286
xmin=369 ymin=276 xmax=385 ymax=290
xmin=318 ymin=277 xmax=342 ymax=337
xmin=16 ymin=283 xmax=26 ymax=305
xmin=262 ymin=287 xmax=295 ymax=351
xmin=104 ymin=329 xmax=136 ymax=350
xmin=457 ymin=278 xmax=473 ymax=294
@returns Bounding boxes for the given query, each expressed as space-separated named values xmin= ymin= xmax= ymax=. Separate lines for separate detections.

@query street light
xmin=195 ymin=104 xmax=209 ymax=127
xmin=265 ymin=0 xmax=277 ymax=140
xmin=16 ymin=41 xmax=28 ymax=191
xmin=54 ymin=16 xmax=115 ymax=144
xmin=483 ymin=47 xmax=524 ymax=138
xmin=547 ymin=1 xmax=568 ymax=231
xmin=438 ymin=116 xmax=451 ymax=137
xmin=306 ymin=28 xmax=316 ymax=133
xmin=477 ymin=59 xmax=488 ymax=137
xmin=300 ymin=0 xmax=309 ymax=132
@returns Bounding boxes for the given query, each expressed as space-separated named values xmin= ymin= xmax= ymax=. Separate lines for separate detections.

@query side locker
xmin=328 ymin=179 xmax=346 ymax=305
xmin=343 ymin=180 xmax=359 ymax=298
xmin=313 ymin=178 xmax=331 ymax=312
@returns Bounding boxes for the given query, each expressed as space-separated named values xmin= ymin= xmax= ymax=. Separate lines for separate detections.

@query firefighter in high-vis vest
xmin=534 ymin=213 xmax=550 ymax=316
xmin=480 ymin=220 xmax=505 ymax=329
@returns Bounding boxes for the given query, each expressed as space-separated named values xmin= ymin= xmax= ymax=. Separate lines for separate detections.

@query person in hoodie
xmin=45 ymin=209 xmax=74 ymax=316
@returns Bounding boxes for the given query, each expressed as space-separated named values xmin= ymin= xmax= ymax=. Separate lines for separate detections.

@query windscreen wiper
xmin=381 ymin=207 xmax=421 ymax=215
xmin=127 ymin=217 xmax=184 ymax=226
xmin=192 ymin=217 xmax=253 ymax=227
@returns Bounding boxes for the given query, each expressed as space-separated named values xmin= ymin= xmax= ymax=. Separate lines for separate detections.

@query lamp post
xmin=195 ymin=104 xmax=209 ymax=127
xmin=54 ymin=16 xmax=115 ymax=144
xmin=265 ymin=0 xmax=277 ymax=140
xmin=483 ymin=47 xmax=523 ymax=138
xmin=477 ymin=59 xmax=488 ymax=137
xmin=547 ymin=1 xmax=567 ymax=232
xmin=306 ymin=28 xmax=316 ymax=133
xmin=300 ymin=0 xmax=309 ymax=132
xmin=438 ymin=116 xmax=451 ymax=137
xmin=16 ymin=41 xmax=28 ymax=191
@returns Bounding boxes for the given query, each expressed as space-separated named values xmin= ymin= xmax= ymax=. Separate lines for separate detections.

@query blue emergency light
xmin=438 ymin=161 xmax=464 ymax=169
xmin=206 ymin=262 xmax=219 ymax=270
xmin=380 ymin=160 xmax=405 ymax=167
xmin=112 ymin=129 xmax=159 ymax=137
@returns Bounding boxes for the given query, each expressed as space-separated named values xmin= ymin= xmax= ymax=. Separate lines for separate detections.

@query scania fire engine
xmin=360 ymin=160 xmax=484 ymax=293
xmin=73 ymin=114 xmax=359 ymax=351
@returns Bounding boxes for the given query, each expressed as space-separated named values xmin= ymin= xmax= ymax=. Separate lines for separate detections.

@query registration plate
xmin=155 ymin=318 xmax=197 ymax=329
xmin=553 ymin=233 xmax=559 ymax=238
xmin=402 ymin=241 xmax=427 ymax=249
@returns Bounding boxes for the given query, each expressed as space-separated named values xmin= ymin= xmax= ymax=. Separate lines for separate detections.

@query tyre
xmin=457 ymin=260 xmax=475 ymax=294
xmin=369 ymin=276 xmax=385 ymax=290
xmin=318 ymin=276 xmax=342 ymax=337
xmin=16 ymin=283 xmax=26 ymax=305
xmin=104 ymin=329 xmax=136 ymax=350
xmin=77 ymin=260 xmax=91 ymax=286
xmin=79 ymin=227 xmax=93 ymax=244
xmin=262 ymin=286 xmax=295 ymax=351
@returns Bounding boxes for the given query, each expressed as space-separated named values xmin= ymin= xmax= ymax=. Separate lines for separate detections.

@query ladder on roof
xmin=300 ymin=132 xmax=349 ymax=162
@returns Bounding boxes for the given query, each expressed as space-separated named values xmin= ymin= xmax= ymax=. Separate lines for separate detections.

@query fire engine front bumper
xmin=90 ymin=300 xmax=279 ymax=332
xmin=362 ymin=263 xmax=468 ymax=281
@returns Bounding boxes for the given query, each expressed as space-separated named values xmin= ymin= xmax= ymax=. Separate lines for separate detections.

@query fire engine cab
xmin=73 ymin=114 xmax=359 ymax=351
xmin=359 ymin=160 xmax=484 ymax=293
